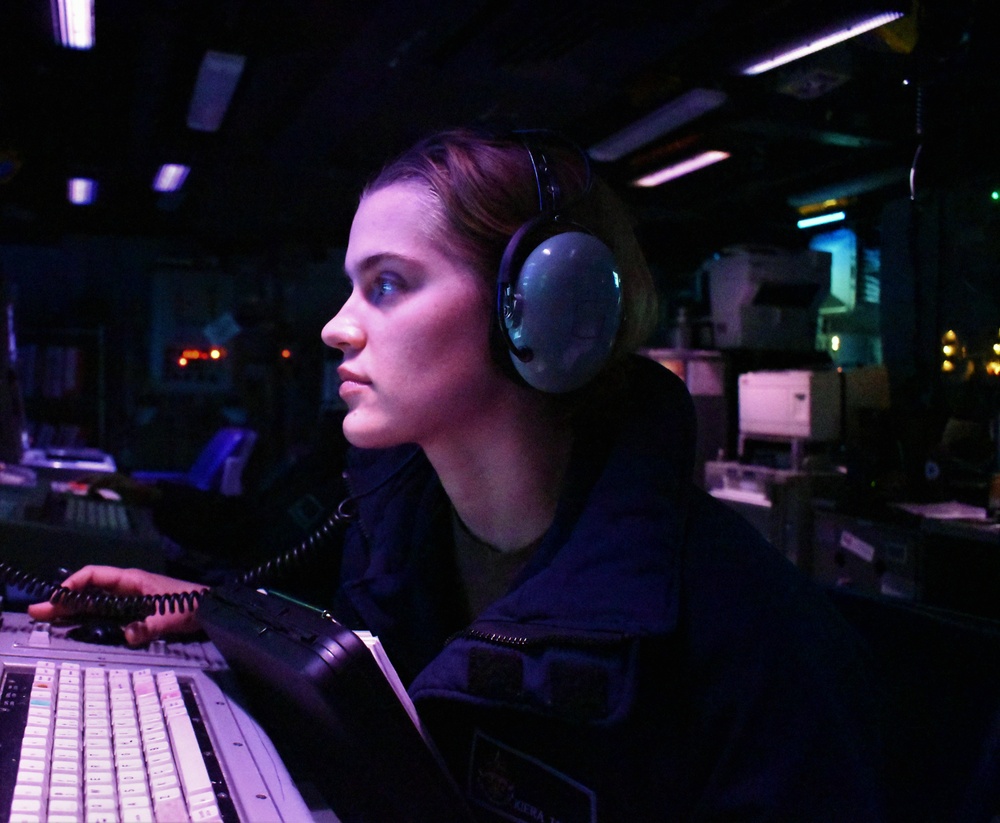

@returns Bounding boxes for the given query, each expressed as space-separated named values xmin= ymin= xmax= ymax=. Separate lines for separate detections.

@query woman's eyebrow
xmin=347 ymin=252 xmax=421 ymax=277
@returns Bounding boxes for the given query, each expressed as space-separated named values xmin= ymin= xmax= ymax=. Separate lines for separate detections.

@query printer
xmin=704 ymin=244 xmax=831 ymax=351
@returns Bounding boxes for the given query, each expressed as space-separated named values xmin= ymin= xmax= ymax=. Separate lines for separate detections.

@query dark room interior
xmin=1 ymin=0 xmax=997 ymax=577
xmin=1 ymin=2 xmax=1000 ymax=820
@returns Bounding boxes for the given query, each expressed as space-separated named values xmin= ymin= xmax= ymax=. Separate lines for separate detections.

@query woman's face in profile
xmin=322 ymin=182 xmax=509 ymax=451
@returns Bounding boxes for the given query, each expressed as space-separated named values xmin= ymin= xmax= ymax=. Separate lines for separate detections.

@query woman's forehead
xmin=347 ymin=181 xmax=470 ymax=277
xmin=360 ymin=180 xmax=440 ymax=227
xmin=349 ymin=182 xmax=437 ymax=244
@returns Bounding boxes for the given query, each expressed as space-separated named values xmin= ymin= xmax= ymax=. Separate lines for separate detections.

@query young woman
xmin=31 ymin=128 xmax=884 ymax=821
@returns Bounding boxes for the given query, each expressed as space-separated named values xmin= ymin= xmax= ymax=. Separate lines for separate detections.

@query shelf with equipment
xmin=17 ymin=326 xmax=108 ymax=450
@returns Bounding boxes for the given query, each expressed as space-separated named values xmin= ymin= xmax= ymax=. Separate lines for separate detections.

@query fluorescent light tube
xmin=632 ymin=150 xmax=730 ymax=187
xmin=742 ymin=12 xmax=905 ymax=76
xmin=153 ymin=164 xmax=190 ymax=193
xmin=50 ymin=0 xmax=94 ymax=49
xmin=788 ymin=167 xmax=909 ymax=208
xmin=187 ymin=51 xmax=246 ymax=132
xmin=797 ymin=211 xmax=846 ymax=229
xmin=67 ymin=178 xmax=96 ymax=205
xmin=589 ymin=88 xmax=728 ymax=162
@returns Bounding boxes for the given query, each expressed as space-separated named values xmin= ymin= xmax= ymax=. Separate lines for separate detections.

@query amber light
xmin=177 ymin=347 xmax=227 ymax=367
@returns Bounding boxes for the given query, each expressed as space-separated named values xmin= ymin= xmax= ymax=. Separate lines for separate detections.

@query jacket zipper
xmin=448 ymin=625 xmax=629 ymax=650
xmin=454 ymin=627 xmax=531 ymax=647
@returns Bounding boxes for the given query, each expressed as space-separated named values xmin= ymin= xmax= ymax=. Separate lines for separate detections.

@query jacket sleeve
xmin=677 ymin=493 xmax=885 ymax=821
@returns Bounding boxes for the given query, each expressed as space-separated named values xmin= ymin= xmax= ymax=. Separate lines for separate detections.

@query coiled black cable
xmin=1 ymin=497 xmax=357 ymax=622
xmin=46 ymin=587 xmax=206 ymax=622
xmin=236 ymin=496 xmax=356 ymax=588
xmin=0 ymin=561 xmax=58 ymax=602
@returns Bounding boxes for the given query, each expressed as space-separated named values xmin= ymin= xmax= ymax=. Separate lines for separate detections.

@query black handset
xmin=0 ymin=498 xmax=356 ymax=621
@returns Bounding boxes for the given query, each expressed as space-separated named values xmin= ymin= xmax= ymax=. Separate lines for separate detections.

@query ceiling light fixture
xmin=796 ymin=197 xmax=851 ymax=217
xmin=187 ymin=51 xmax=246 ymax=133
xmin=797 ymin=211 xmax=846 ymax=229
xmin=50 ymin=0 xmax=95 ymax=49
xmin=632 ymin=150 xmax=730 ymax=188
xmin=788 ymin=167 xmax=909 ymax=208
xmin=588 ymin=88 xmax=729 ymax=163
xmin=153 ymin=164 xmax=190 ymax=193
xmin=742 ymin=11 xmax=905 ymax=76
xmin=67 ymin=178 xmax=96 ymax=205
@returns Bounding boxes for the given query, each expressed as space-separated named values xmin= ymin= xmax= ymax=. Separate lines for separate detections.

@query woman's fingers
xmin=26 ymin=564 xmax=206 ymax=646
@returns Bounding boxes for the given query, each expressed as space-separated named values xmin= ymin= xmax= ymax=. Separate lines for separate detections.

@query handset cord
xmin=0 ymin=497 xmax=357 ymax=622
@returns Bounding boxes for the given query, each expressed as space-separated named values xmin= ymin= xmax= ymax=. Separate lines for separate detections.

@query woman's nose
xmin=321 ymin=305 xmax=364 ymax=351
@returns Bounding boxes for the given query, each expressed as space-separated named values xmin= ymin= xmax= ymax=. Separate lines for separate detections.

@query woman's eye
xmin=371 ymin=274 xmax=402 ymax=301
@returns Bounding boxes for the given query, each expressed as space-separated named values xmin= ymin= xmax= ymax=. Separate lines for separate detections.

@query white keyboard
xmin=7 ymin=661 xmax=223 ymax=822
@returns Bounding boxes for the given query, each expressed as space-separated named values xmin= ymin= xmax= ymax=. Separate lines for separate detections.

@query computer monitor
xmin=0 ymin=272 xmax=27 ymax=464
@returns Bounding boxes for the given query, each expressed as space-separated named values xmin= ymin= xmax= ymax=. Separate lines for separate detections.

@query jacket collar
xmin=344 ymin=355 xmax=697 ymax=638
xmin=477 ymin=355 xmax=695 ymax=636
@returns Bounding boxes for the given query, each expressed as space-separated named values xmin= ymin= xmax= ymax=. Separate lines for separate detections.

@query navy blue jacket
xmin=330 ymin=356 xmax=884 ymax=822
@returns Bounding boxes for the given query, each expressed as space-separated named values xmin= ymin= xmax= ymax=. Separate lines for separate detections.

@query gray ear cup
xmin=495 ymin=134 xmax=623 ymax=392
xmin=501 ymin=230 xmax=622 ymax=393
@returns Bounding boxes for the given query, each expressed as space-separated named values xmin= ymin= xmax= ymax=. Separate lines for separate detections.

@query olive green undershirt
xmin=450 ymin=508 xmax=542 ymax=620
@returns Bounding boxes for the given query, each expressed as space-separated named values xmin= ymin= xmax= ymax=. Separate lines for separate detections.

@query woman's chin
xmin=342 ymin=414 xmax=403 ymax=450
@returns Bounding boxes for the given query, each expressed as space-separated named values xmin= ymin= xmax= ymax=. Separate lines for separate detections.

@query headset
xmin=496 ymin=134 xmax=623 ymax=394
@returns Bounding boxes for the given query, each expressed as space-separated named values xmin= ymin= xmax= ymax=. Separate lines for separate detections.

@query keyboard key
xmin=47 ymin=798 xmax=81 ymax=813
xmin=12 ymin=785 xmax=42 ymax=798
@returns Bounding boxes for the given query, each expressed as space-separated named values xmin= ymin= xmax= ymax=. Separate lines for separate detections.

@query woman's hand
xmin=27 ymin=565 xmax=206 ymax=647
